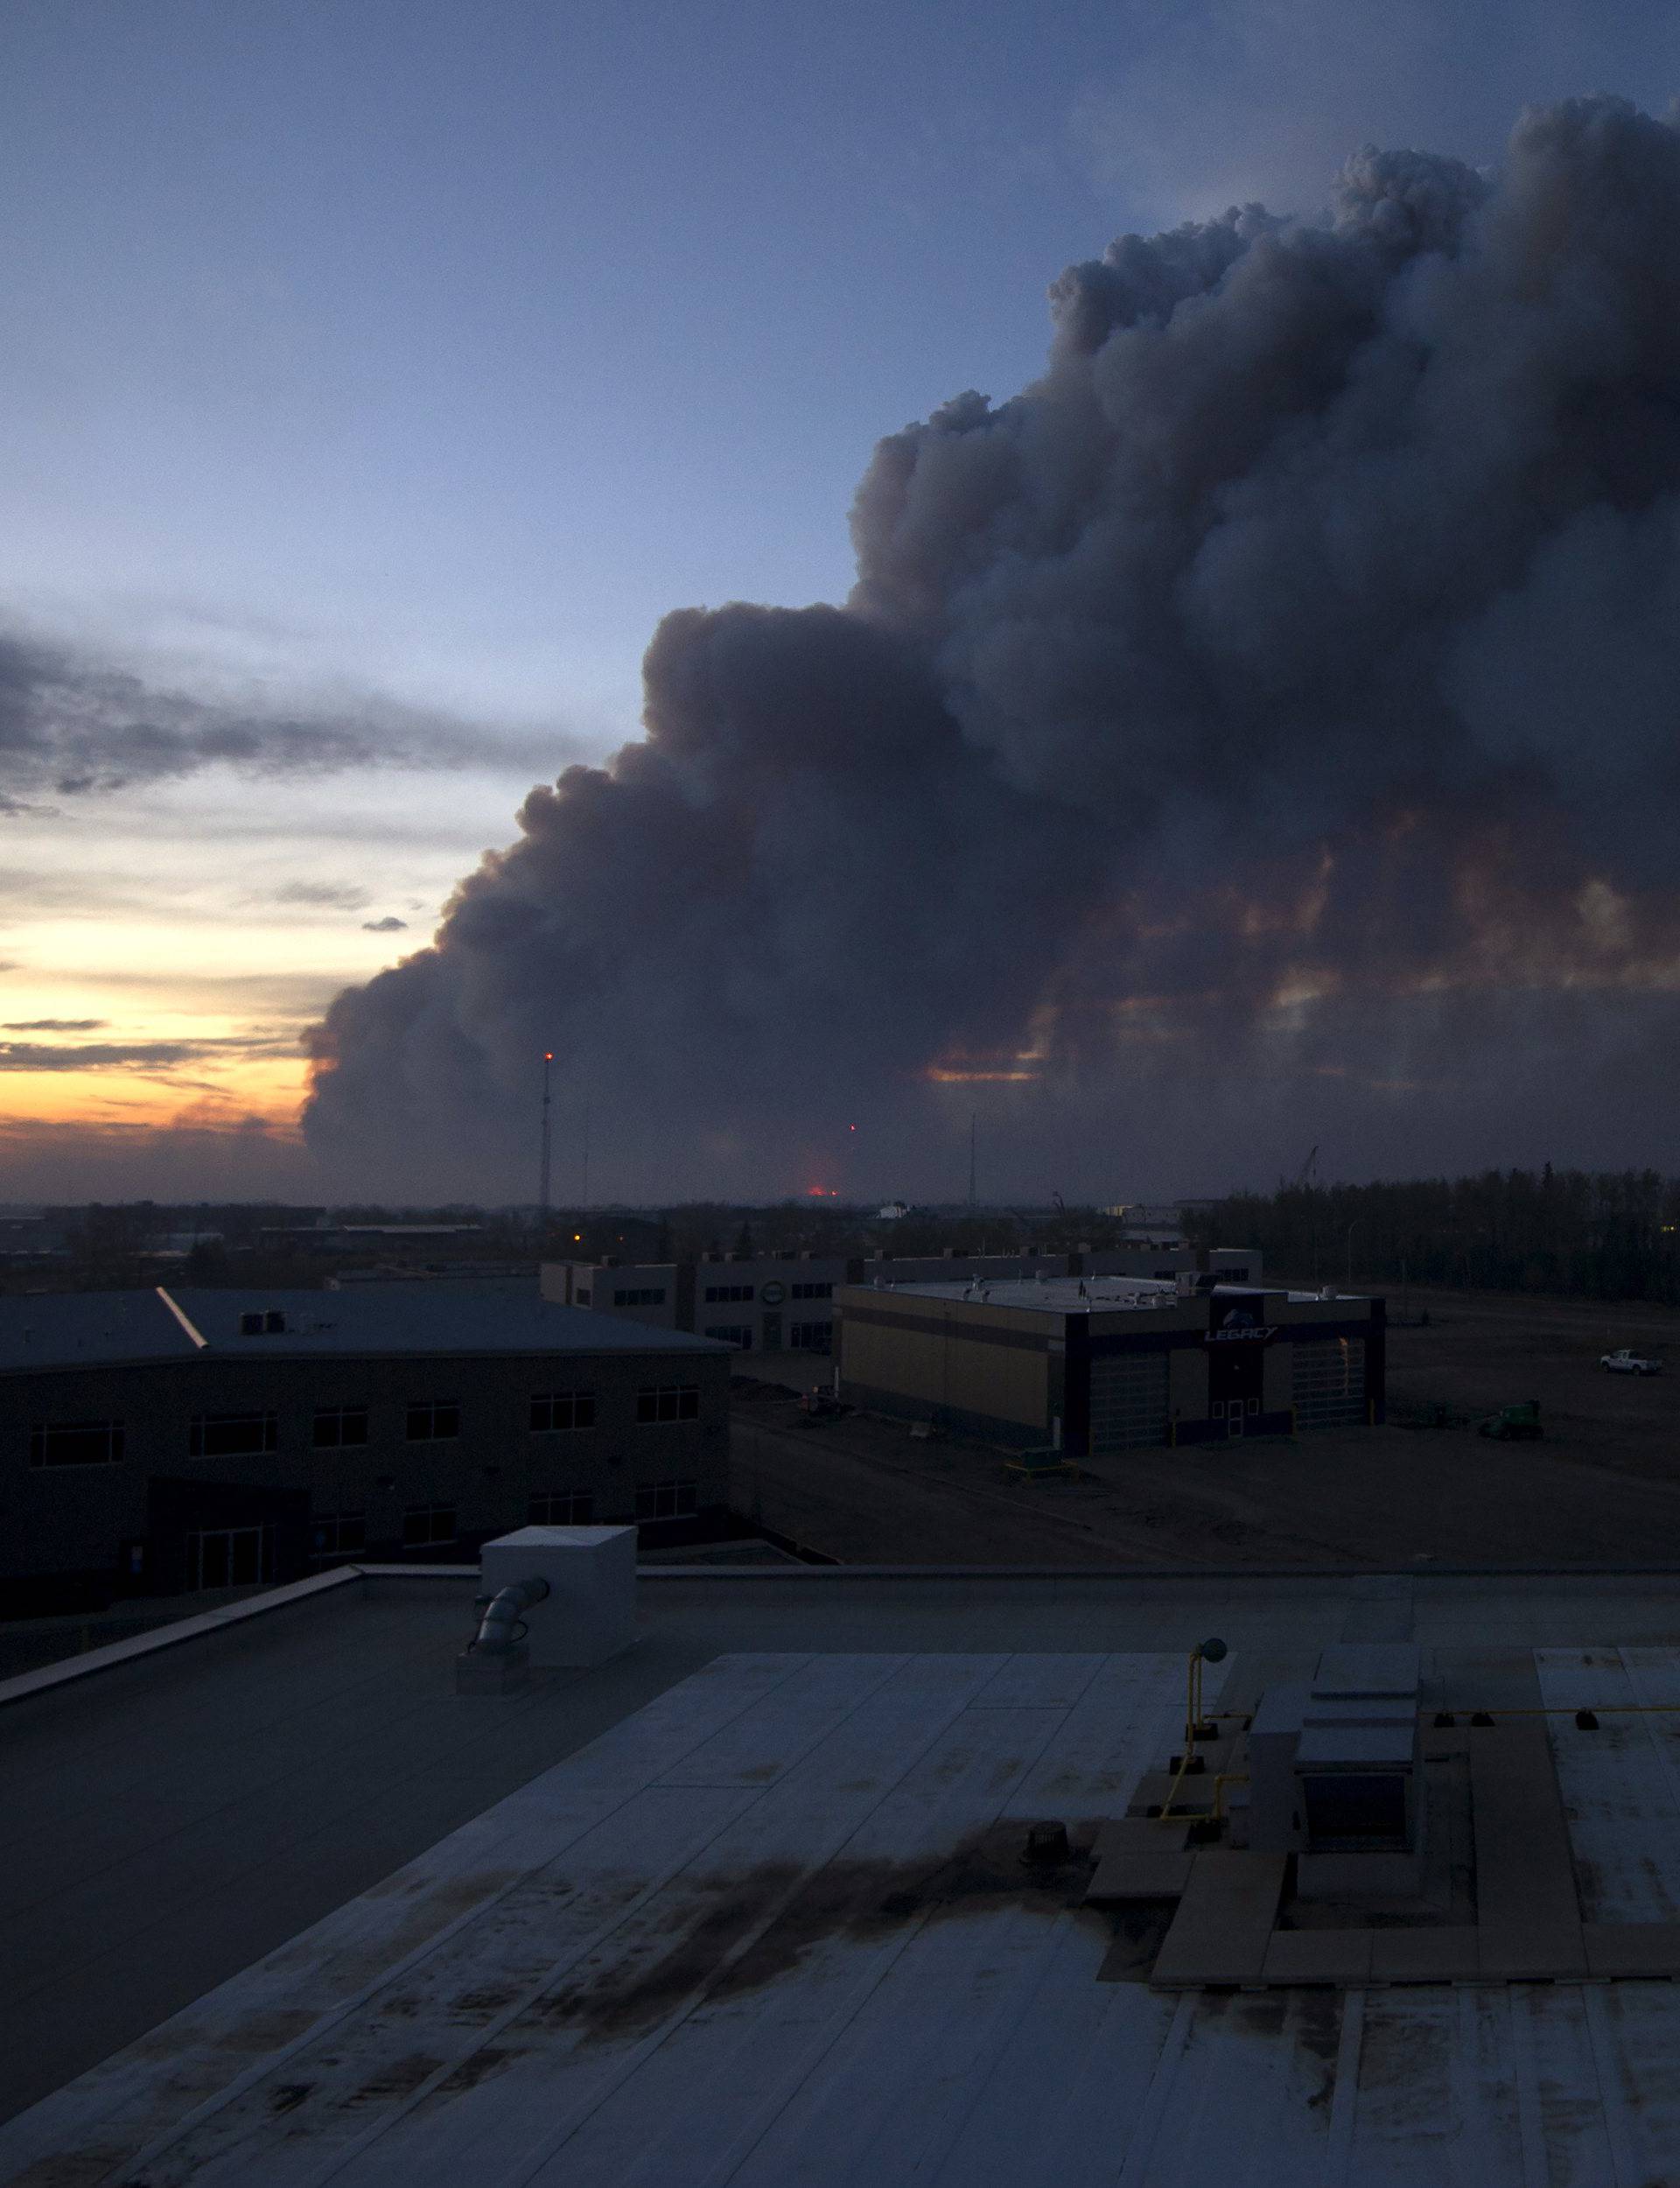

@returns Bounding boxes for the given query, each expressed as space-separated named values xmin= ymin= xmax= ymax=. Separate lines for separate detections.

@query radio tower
xmin=538 ymin=1052 xmax=554 ymax=1226
xmin=968 ymin=1112 xmax=977 ymax=1212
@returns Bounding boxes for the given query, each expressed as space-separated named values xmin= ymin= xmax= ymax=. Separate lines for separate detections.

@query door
xmin=1208 ymin=1335 xmax=1265 ymax=1436
xmin=761 ymin=1311 xmax=782 ymax=1351
xmin=190 ymin=1525 xmax=269 ymax=1590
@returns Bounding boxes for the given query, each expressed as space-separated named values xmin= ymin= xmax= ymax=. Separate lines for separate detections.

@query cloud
xmin=0 ymin=629 xmax=580 ymax=805
xmin=0 ymin=1033 xmax=294 ymax=1073
xmin=304 ymin=98 xmax=1680 ymax=1200
xmin=271 ymin=881 xmax=371 ymax=911
xmin=360 ymin=915 xmax=409 ymax=932
xmin=1 ymin=1018 xmax=108 ymax=1032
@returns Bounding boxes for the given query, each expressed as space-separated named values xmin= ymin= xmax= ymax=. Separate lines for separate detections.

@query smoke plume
xmin=304 ymin=97 xmax=1680 ymax=1200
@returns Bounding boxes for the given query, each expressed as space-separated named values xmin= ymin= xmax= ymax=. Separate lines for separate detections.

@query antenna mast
xmin=968 ymin=1112 xmax=976 ymax=1212
xmin=538 ymin=1052 xmax=553 ymax=1225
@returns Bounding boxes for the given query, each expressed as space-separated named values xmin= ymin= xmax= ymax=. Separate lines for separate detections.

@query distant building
xmin=835 ymin=1273 xmax=1380 ymax=1455
xmin=0 ymin=1215 xmax=71 ymax=1265
xmin=0 ymin=1282 xmax=732 ymax=1609
xmin=544 ymin=1246 xmax=1261 ymax=1359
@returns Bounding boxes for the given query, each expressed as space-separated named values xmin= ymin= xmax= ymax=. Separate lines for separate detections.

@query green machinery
xmin=1005 ymin=1446 xmax=1079 ymax=1480
xmin=1476 ymin=1399 xmax=1543 ymax=1441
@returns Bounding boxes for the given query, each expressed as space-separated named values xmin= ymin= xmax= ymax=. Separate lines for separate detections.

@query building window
xmin=313 ymin=1405 xmax=368 ymax=1448
xmin=703 ymin=1283 xmax=755 ymax=1303
xmin=634 ymin=1479 xmax=698 ymax=1521
xmin=311 ymin=1512 xmax=366 ymax=1560
xmin=575 ymin=1288 xmax=591 ymax=1305
xmin=238 ymin=1309 xmax=289 ymax=1336
xmin=530 ymin=1391 xmax=597 ymax=1433
xmin=530 ymin=1489 xmax=595 ymax=1525
xmin=613 ymin=1287 xmax=667 ymax=1308
xmin=30 ymin=1420 xmax=125 ymax=1468
xmin=790 ymin=1280 xmax=833 ymax=1301
xmin=405 ymin=1399 xmax=460 ymax=1441
xmin=402 ymin=1504 xmax=458 ymax=1546
xmin=636 ymin=1383 xmax=701 ymax=1423
xmin=788 ymin=1322 xmax=832 ymax=1353
xmin=704 ymin=1325 xmax=752 ymax=1349
xmin=189 ymin=1412 xmax=278 ymax=1460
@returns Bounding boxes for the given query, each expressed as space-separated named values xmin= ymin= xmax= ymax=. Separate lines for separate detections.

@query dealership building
xmin=834 ymin=1273 xmax=1382 ymax=1456
xmin=544 ymin=1245 xmax=1261 ymax=1357
xmin=0 ymin=1282 xmax=732 ymax=1608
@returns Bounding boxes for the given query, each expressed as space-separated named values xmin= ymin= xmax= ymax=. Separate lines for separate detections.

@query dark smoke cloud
xmin=0 ymin=631 xmax=565 ymax=803
xmin=305 ymin=98 xmax=1680 ymax=1199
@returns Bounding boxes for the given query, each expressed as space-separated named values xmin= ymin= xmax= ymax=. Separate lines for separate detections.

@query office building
xmin=0 ymin=1282 xmax=732 ymax=1606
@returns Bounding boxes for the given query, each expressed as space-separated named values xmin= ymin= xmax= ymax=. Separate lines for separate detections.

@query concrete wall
xmin=1 ymin=1343 xmax=732 ymax=1597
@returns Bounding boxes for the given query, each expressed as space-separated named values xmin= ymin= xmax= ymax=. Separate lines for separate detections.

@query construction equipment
xmin=1476 ymin=1399 xmax=1543 ymax=1441
xmin=1004 ymin=1446 xmax=1078 ymax=1480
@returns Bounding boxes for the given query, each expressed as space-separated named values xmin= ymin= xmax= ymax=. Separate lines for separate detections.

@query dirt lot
xmin=730 ymin=1287 xmax=1680 ymax=1569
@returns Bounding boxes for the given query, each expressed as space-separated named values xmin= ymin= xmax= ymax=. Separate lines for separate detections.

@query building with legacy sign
xmin=833 ymin=1274 xmax=1382 ymax=1456
xmin=0 ymin=1282 xmax=732 ymax=1610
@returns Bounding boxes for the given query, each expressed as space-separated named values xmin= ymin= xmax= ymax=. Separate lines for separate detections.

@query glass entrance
xmin=188 ymin=1525 xmax=270 ymax=1590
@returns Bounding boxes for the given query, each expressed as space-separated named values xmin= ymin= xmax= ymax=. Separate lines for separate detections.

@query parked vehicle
xmin=798 ymin=1388 xmax=844 ymax=1420
xmin=1600 ymin=1349 xmax=1662 ymax=1376
xmin=1477 ymin=1400 xmax=1543 ymax=1441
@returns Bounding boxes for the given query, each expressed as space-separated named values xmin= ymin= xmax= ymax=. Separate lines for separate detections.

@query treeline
xmin=1186 ymin=1168 xmax=1680 ymax=1303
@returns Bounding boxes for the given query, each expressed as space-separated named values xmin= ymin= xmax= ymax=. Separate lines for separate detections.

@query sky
xmin=5 ymin=0 xmax=1680 ymax=1204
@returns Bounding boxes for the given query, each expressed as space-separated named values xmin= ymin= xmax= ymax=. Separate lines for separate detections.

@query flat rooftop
xmin=0 ymin=1282 xmax=729 ymax=1373
xmin=6 ymin=1565 xmax=1680 ymax=2181
xmin=865 ymin=1278 xmax=1345 ymax=1313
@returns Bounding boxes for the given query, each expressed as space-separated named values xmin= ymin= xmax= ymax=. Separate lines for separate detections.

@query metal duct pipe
xmin=469 ymin=1575 xmax=550 ymax=1656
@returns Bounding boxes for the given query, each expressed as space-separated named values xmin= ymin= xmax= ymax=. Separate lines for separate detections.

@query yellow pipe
xmin=1160 ymin=1774 xmax=1250 ymax=1828
xmin=1159 ymin=1648 xmax=1207 ymax=1822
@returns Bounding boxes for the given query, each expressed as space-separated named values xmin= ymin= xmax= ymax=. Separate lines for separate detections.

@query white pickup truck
xmin=1600 ymin=1348 xmax=1662 ymax=1376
